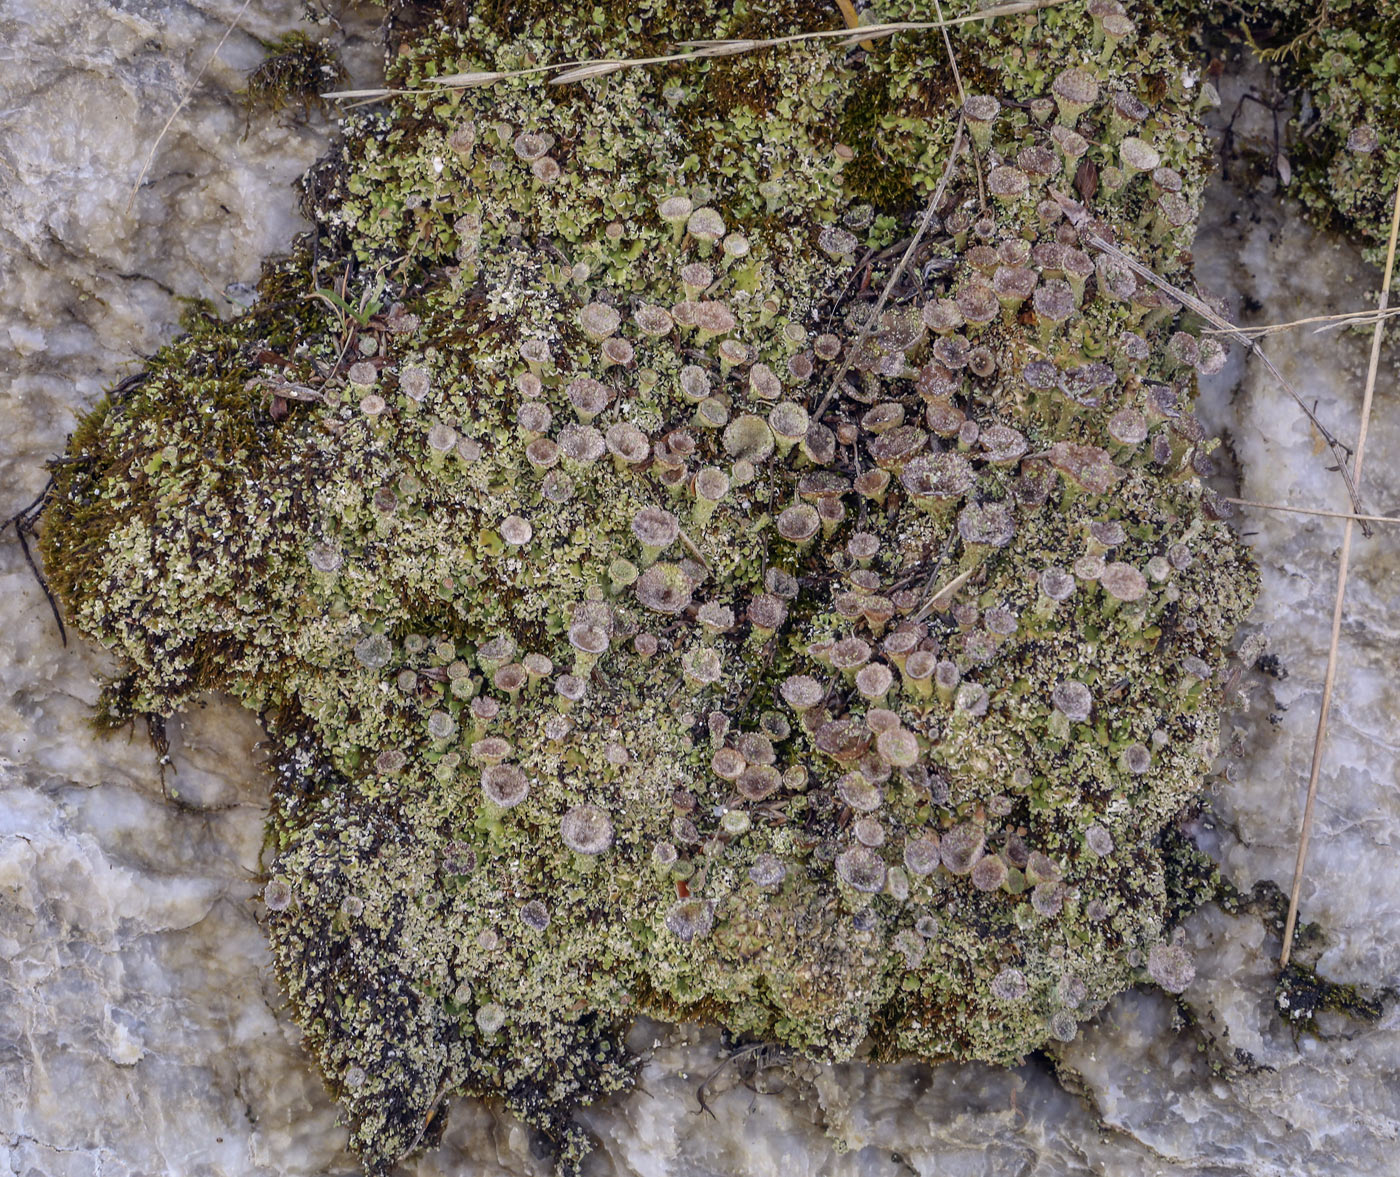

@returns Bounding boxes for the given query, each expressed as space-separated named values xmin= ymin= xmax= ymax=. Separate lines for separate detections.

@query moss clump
xmin=43 ymin=1 xmax=1261 ymax=1172
xmin=1275 ymin=962 xmax=1385 ymax=1035
xmin=242 ymin=30 xmax=347 ymax=120
xmin=1277 ymin=1 xmax=1400 ymax=276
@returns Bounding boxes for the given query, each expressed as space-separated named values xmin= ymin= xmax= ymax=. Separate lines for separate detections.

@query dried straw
xmin=322 ymin=0 xmax=1068 ymax=100
xmin=1225 ymin=497 xmax=1400 ymax=527
xmin=1202 ymin=306 xmax=1400 ymax=339
xmin=813 ymin=117 xmax=966 ymax=422
xmin=1279 ymin=175 xmax=1400 ymax=967
xmin=835 ymin=0 xmax=876 ymax=52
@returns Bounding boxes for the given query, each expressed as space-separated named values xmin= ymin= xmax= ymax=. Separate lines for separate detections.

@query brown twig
xmin=1279 ymin=176 xmax=1400 ymax=967
xmin=912 ymin=565 xmax=976 ymax=624
xmin=693 ymin=1041 xmax=789 ymax=1118
xmin=814 ymin=118 xmax=966 ymax=422
xmin=905 ymin=528 xmax=960 ymax=624
xmin=1052 ymin=189 xmax=1371 ymax=533
xmin=678 ymin=527 xmax=711 ymax=571
xmin=1201 ymin=305 xmax=1400 ymax=339
xmin=931 ymin=0 xmax=984 ymax=211
xmin=3 ymin=483 xmax=66 ymax=646
xmin=393 ymin=1076 xmax=451 ymax=1164
xmin=932 ymin=0 xmax=966 ymax=105
xmin=323 ymin=0 xmax=1069 ymax=99
xmin=835 ymin=0 xmax=876 ymax=51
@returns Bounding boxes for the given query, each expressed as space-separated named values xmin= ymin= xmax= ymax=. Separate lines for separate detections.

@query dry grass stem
xmin=323 ymin=0 xmax=1068 ymax=100
xmin=835 ymin=0 xmax=876 ymax=51
xmin=128 ymin=0 xmax=255 ymax=211
xmin=1202 ymin=306 xmax=1400 ymax=339
xmin=392 ymin=1077 xmax=451 ymax=1164
xmin=1279 ymin=175 xmax=1400 ymax=967
xmin=1225 ymin=497 xmax=1400 ymax=527
xmin=678 ymin=0 xmax=1068 ymax=50
xmin=1053 ymin=190 xmax=1371 ymax=530
xmin=3 ymin=485 xmax=66 ymax=646
xmin=813 ymin=0 xmax=972 ymax=425
xmin=933 ymin=0 xmax=967 ymax=105
xmin=915 ymin=565 xmax=977 ymax=622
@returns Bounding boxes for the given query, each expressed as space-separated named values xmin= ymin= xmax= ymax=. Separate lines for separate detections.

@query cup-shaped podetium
xmin=1051 ymin=65 xmax=1100 ymax=127
xmin=631 ymin=505 xmax=680 ymax=566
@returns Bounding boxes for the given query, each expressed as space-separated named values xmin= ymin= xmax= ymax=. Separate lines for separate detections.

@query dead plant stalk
xmin=1279 ymin=176 xmax=1400 ymax=967
xmin=323 ymin=0 xmax=1068 ymax=99
xmin=128 ymin=0 xmax=256 ymax=210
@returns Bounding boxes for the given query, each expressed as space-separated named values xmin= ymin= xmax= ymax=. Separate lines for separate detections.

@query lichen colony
xmin=54 ymin=0 xmax=1399 ymax=1169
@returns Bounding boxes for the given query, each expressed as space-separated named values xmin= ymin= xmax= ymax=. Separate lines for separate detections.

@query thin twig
xmin=1052 ymin=189 xmax=1370 ymax=532
xmin=678 ymin=527 xmax=711 ymax=571
xmin=680 ymin=1 xmax=1066 ymax=51
xmin=912 ymin=565 xmax=976 ymax=624
xmin=933 ymin=0 xmax=982 ymax=210
xmin=814 ymin=118 xmax=967 ymax=422
xmin=1224 ymin=497 xmax=1400 ymax=527
xmin=908 ymin=529 xmax=961 ymax=625
xmin=1279 ymin=176 xmax=1400 ymax=968
xmin=393 ymin=1076 xmax=451 ymax=1164
xmin=322 ymin=0 xmax=1069 ymax=99
xmin=1201 ymin=305 xmax=1400 ymax=339
xmin=3 ymin=485 xmax=66 ymax=646
xmin=835 ymin=0 xmax=876 ymax=52
xmin=127 ymin=0 xmax=256 ymax=211
xmin=694 ymin=1042 xmax=787 ymax=1118
xmin=932 ymin=0 xmax=966 ymax=105
xmin=812 ymin=0 xmax=975 ymax=422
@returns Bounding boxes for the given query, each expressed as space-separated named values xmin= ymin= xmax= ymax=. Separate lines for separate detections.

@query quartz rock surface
xmin=1 ymin=2 xmax=378 ymax=1173
xmin=1197 ymin=172 xmax=1400 ymax=991
xmin=1 ymin=6 xmax=1397 ymax=1177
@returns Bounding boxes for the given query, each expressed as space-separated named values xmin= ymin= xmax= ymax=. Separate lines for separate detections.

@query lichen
xmin=1190 ymin=0 xmax=1400 ymax=279
xmin=1275 ymin=0 xmax=1400 ymax=277
xmin=41 ymin=1 xmax=1266 ymax=1172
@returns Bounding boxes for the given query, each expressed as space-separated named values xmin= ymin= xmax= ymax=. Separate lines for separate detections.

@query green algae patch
xmin=43 ymin=1 xmax=1261 ymax=1171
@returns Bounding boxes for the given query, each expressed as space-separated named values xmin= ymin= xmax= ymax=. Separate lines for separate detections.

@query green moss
xmin=42 ymin=2 xmax=1267 ymax=1172
xmin=242 ymin=30 xmax=347 ymax=120
xmin=1280 ymin=2 xmax=1400 ymax=277
xmin=1174 ymin=0 xmax=1400 ymax=280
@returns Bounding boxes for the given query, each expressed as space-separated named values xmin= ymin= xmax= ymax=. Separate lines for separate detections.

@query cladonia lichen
xmin=1260 ymin=0 xmax=1400 ymax=277
xmin=41 ymin=1 xmax=1269 ymax=1171
xmin=1179 ymin=0 xmax=1400 ymax=279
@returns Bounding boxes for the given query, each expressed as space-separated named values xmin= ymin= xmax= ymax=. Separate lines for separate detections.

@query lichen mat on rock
xmin=39 ymin=0 xmax=1265 ymax=1171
